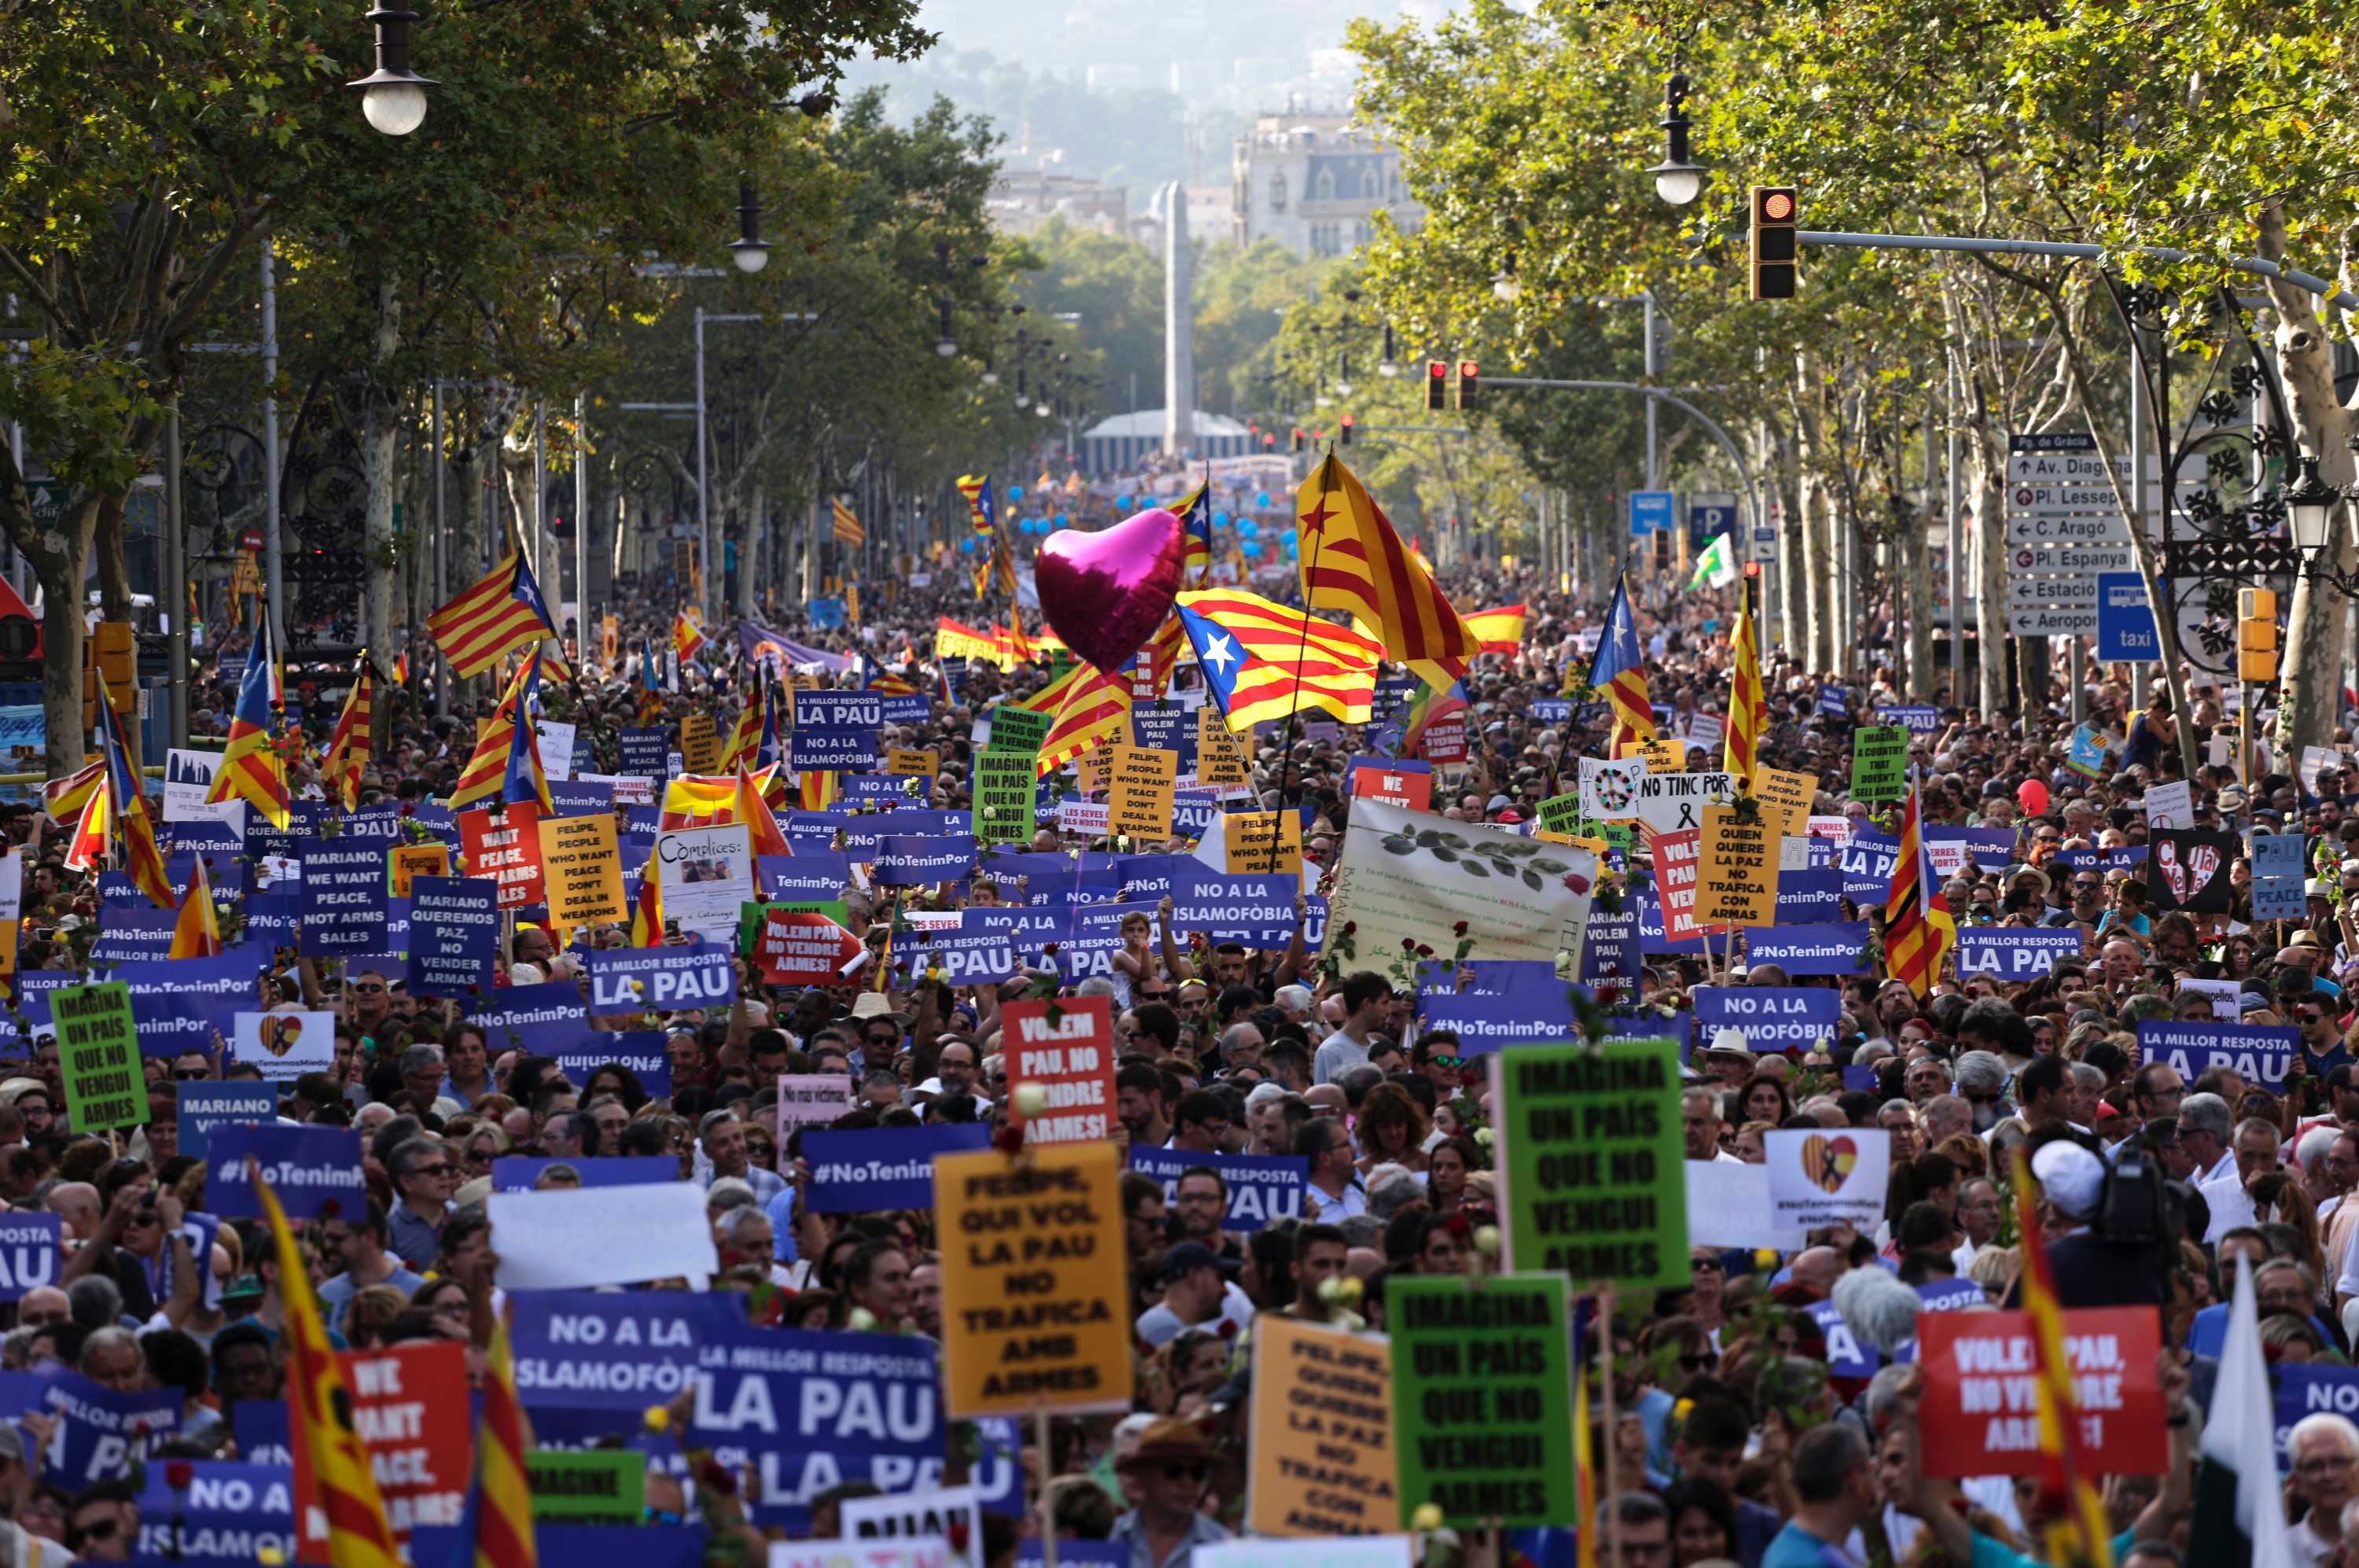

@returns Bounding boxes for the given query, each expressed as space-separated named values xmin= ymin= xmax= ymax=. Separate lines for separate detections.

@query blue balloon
xmin=1255 ymin=492 xmax=1272 ymax=509
xmin=1242 ymin=541 xmax=1262 ymax=558
xmin=1240 ymin=518 xmax=1260 ymax=536
xmin=1007 ymin=486 xmax=1024 ymax=500
xmin=959 ymin=537 xmax=976 ymax=554
xmin=1015 ymin=517 xmax=1031 ymax=534
xmin=1055 ymin=511 xmax=1069 ymax=527
xmin=1284 ymin=535 xmax=1298 ymax=554
xmin=1117 ymin=495 xmax=1132 ymax=509
xmin=1213 ymin=512 xmax=1231 ymax=528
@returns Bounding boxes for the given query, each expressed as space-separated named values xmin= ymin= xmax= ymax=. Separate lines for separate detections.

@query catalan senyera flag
xmin=1885 ymin=771 xmax=1956 ymax=999
xmin=630 ymin=863 xmax=665 ymax=947
xmin=1724 ymin=576 xmax=1765 ymax=783
xmin=1465 ymin=604 xmax=1527 ymax=657
xmin=208 ymin=624 xmax=290 ymax=829
xmin=169 ymin=849 xmax=223 ymax=959
xmin=797 ymin=768 xmax=838 ymax=812
xmin=734 ymin=760 xmax=792 ymax=859
xmin=92 ymin=680 xmax=172 ymax=910
xmin=672 ymin=609 xmax=707 ymax=664
xmin=955 ymin=474 xmax=996 ymax=538
xmin=720 ymin=677 xmax=767 ymax=771
xmin=1173 ymin=589 xmax=1382 ymax=732
xmin=499 ymin=656 xmax=555 ymax=815
xmin=2011 ymin=1147 xmax=2116 ymax=1568
xmin=321 ymin=657 xmax=376 ymax=812
xmin=256 ymin=1169 xmax=403 ymax=1568
xmin=1173 ymin=477 xmax=1213 ymax=584
xmin=1020 ymin=661 xmax=1132 ymax=778
xmin=1584 ymin=579 xmax=1656 ymax=745
xmin=1294 ymin=452 xmax=1477 ymax=680
xmin=449 ymin=1312 xmax=537 ymax=1568
xmin=832 ymin=496 xmax=866 ymax=547
xmin=427 ymin=550 xmax=558 ymax=679
xmin=450 ymin=658 xmax=539 ymax=812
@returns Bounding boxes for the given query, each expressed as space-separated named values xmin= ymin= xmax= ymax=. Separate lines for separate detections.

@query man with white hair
xmin=2289 ymin=1412 xmax=2359 ymax=1568
xmin=2300 ymin=1124 xmax=2351 ymax=1221
xmin=1272 ymin=985 xmax=1314 ymax=1026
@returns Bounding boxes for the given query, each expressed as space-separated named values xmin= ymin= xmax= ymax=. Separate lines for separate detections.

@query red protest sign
xmin=296 ymin=1338 xmax=472 ymax=1555
xmin=1649 ymin=827 xmax=1717 ymax=943
xmin=1419 ymin=714 xmax=1467 ymax=765
xmin=458 ymin=801 xmax=546 ymax=910
xmin=755 ymin=907 xmax=863 ymax=984
xmin=1352 ymin=763 xmax=1433 ymax=812
xmin=1916 ymin=1307 xmax=2165 ymax=1478
xmin=1002 ymin=995 xmax=1117 ymax=1145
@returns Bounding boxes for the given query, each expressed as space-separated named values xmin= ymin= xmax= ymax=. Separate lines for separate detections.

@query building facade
xmin=1230 ymin=111 xmax=1422 ymax=257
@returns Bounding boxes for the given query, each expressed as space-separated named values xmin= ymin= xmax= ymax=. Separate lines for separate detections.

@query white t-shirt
xmin=1134 ymin=1283 xmax=1257 ymax=1348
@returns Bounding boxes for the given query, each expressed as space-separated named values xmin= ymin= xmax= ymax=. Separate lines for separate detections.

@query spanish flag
xmin=630 ymin=865 xmax=665 ymax=948
xmin=168 ymin=853 xmax=223 ymax=959
xmin=734 ymin=760 xmax=792 ymax=859
xmin=1463 ymin=604 xmax=1526 ymax=657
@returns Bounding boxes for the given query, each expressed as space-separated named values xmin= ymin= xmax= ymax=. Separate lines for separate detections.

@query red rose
xmin=1444 ymin=1212 xmax=1472 ymax=1240
xmin=1217 ymin=1318 xmax=1238 ymax=1341
xmin=1452 ymin=920 xmax=1469 ymax=936
xmin=1595 ymin=984 xmax=1621 ymax=1006
xmin=948 ymin=1519 xmax=971 ymax=1551
xmin=1342 ymin=922 xmax=1357 ymax=935
xmin=165 ymin=1461 xmax=193 ymax=1491
xmin=992 ymin=1122 xmax=1027 ymax=1154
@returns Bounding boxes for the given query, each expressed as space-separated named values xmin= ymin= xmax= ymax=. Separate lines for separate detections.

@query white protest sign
xmin=1807 ymin=815 xmax=1856 ymax=845
xmin=655 ymin=822 xmax=756 ymax=943
xmin=231 ymin=1010 xmax=336 ymax=1081
xmin=163 ymin=749 xmax=245 ymax=830
xmin=1765 ymin=1128 xmax=1890 ymax=1231
xmin=769 ymin=1541 xmax=950 ymax=1568
xmin=576 ymin=772 xmax=656 ymax=806
xmin=488 ymin=1182 xmax=719 ymax=1290
xmin=1632 ymin=771 xmax=1737 ymax=834
xmin=1685 ymin=712 xmax=1725 ymax=752
xmin=2176 ymin=976 xmax=2241 ymax=1019
xmin=2143 ymin=778 xmax=2192 ymax=830
xmin=775 ymin=1074 xmax=853 ymax=1138
xmin=1194 ymin=1539 xmax=1417 ymax=1568
xmin=838 ymin=1488 xmax=982 ymax=1568
xmin=1683 ymin=1159 xmax=1808 ymax=1252
xmin=1577 ymin=756 xmax=1646 ymax=823
xmin=534 ymin=720 xmax=578 ymax=782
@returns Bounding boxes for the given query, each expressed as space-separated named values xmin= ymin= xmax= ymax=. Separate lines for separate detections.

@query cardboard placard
xmin=972 ymin=751 xmax=1036 ymax=846
xmin=1197 ymin=707 xmax=1253 ymax=787
xmin=53 ymin=981 xmax=148 ymax=1132
xmin=1494 ymin=1039 xmax=1687 ymax=1288
xmin=1851 ymin=725 xmax=1909 ymax=803
xmin=1697 ymin=804 xmax=1779 ymax=929
xmin=1765 ymin=1128 xmax=1891 ymax=1230
xmin=985 ymin=705 xmax=1051 ymax=757
xmin=1389 ymin=1274 xmax=1580 ymax=1528
xmin=296 ymin=1339 xmax=471 ymax=1550
xmin=680 ymin=712 xmax=721 ymax=775
xmin=935 ymin=1141 xmax=1132 ymax=1419
xmin=999 ymin=996 xmax=1116 ymax=1146
xmin=1226 ymin=809 xmax=1303 ymax=876
xmin=1106 ymin=744 xmax=1176 ymax=838
xmin=1614 ymin=737 xmax=1685 ymax=772
xmin=535 ymin=812 xmax=625 ymax=932
xmin=1916 ymin=1308 xmax=2165 ymax=1477
xmin=458 ymin=802 xmax=547 ymax=910
xmin=1649 ymin=828 xmax=1713 ymax=944
xmin=1248 ymin=1316 xmax=1397 ymax=1537
xmin=888 ymin=747 xmax=939 ymax=777
xmin=1577 ymin=756 xmax=1645 ymax=821
xmin=1752 ymin=766 xmax=1816 ymax=838
xmin=388 ymin=842 xmax=448 ymax=898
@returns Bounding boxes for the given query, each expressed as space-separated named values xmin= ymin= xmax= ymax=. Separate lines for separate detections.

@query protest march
xmin=0 ymin=444 xmax=2346 ymax=1568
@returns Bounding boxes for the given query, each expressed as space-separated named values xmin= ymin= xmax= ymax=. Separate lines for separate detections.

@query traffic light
xmin=1455 ymin=360 xmax=1480 ymax=411
xmin=2239 ymin=587 xmax=2280 ymax=681
xmin=1426 ymin=361 xmax=1448 ymax=411
xmin=1750 ymin=186 xmax=1799 ymax=300
xmin=1339 ymin=414 xmax=1355 ymax=447
xmin=1290 ymin=428 xmax=1305 ymax=454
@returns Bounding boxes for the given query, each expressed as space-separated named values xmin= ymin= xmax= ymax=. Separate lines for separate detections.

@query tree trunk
xmin=1966 ymin=421 xmax=2011 ymax=718
xmin=361 ymin=278 xmax=401 ymax=664
xmin=737 ymin=481 xmax=762 ymax=620
xmin=94 ymin=491 xmax=128 ymax=624
xmin=2261 ymin=204 xmax=2358 ymax=758
xmin=1900 ymin=499 xmax=1936 ymax=700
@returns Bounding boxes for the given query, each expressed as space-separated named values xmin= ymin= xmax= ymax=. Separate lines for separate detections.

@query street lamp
xmin=349 ymin=3 xmax=435 ymax=136
xmin=1645 ymin=71 xmax=1706 ymax=208
xmin=2286 ymin=453 xmax=2342 ymax=561
xmin=729 ymin=179 xmax=769 ymax=274
xmin=1492 ymin=271 xmax=1520 ymax=304
xmin=1378 ymin=323 xmax=1400 ymax=377
xmin=935 ymin=300 xmax=958 ymax=358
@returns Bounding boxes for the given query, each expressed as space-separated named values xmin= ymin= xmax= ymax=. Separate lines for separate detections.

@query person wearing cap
xmin=2004 ymin=1136 xmax=2166 ymax=1310
xmin=1134 ymin=1241 xmax=1255 ymax=1349
xmin=1108 ymin=1416 xmax=1231 ymax=1566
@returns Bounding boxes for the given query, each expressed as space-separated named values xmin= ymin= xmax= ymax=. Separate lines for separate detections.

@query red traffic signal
xmin=1455 ymin=360 xmax=1480 ymax=411
xmin=1426 ymin=360 xmax=1448 ymax=411
xmin=1339 ymin=413 xmax=1356 ymax=447
xmin=1750 ymin=186 xmax=1799 ymax=300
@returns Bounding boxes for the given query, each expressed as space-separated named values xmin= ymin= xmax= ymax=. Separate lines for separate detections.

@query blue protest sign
xmin=175 ymin=1080 xmax=282 ymax=1159
xmin=550 ymin=1032 xmax=672 ymax=1101
xmin=1692 ymin=987 xmax=1842 ymax=1053
xmin=39 ymin=1369 xmax=179 ymax=1487
xmin=1600 ymin=1012 xmax=1692 ymax=1055
xmin=800 ymin=1125 xmax=992 ymax=1213
xmin=1954 ymin=928 xmax=2086 ymax=980
xmin=2066 ymin=726 xmax=2111 ymax=778
xmin=1840 ymin=832 xmax=1901 ymax=905
xmin=965 ymin=906 xmax=1064 ymax=970
xmin=906 ymin=921 xmax=1020 ymax=987
xmin=90 ymin=908 xmax=178 ymax=964
xmin=2096 ymin=572 xmax=2159 ymax=662
xmin=2253 ymin=834 xmax=2309 ymax=920
xmin=9 ymin=969 xmax=76 ymax=1028
xmin=1172 ymin=873 xmax=1297 ymax=933
xmin=1052 ymin=901 xmax=1158 ymax=981
xmin=204 ymin=1124 xmax=367 ymax=1220
xmin=1927 ymin=827 xmax=2021 ymax=874
xmin=1128 ymin=1147 xmax=1307 ymax=1231
xmin=2274 ymin=1364 xmax=2359 ymax=1472
xmin=1171 ymin=790 xmax=1223 ymax=840
xmin=586 ymin=941 xmax=737 ymax=1018
xmin=239 ymin=892 xmax=300 ymax=950
xmin=1917 ymin=1279 xmax=1988 ymax=1313
xmin=2055 ymin=846 xmax=2147 ymax=872
xmin=1581 ymin=909 xmax=1643 ymax=984
xmin=2136 ymin=1019 xmax=2299 ymax=1091
xmin=688 ymin=1325 xmax=944 ymax=1533
xmin=1775 ymin=867 xmax=1844 ymax=924
xmin=133 ymin=1460 xmax=296 ymax=1564
xmin=1817 ymin=685 xmax=1850 ymax=720
xmin=1018 ymin=1546 xmax=1127 ymax=1568
xmin=547 ymin=780 xmax=613 ymax=818
xmin=109 ymin=954 xmax=265 ymax=1056
xmin=873 ymin=836 xmax=977 ymax=887
xmin=510 ymin=1290 xmax=749 ymax=1412
xmin=298 ymin=834 xmax=392 ymax=955
xmin=491 ymin=1157 xmax=680 ymax=1193
xmin=0 ymin=1212 xmax=61 ymax=1301
xmin=407 ymin=874 xmax=500 ymax=999
xmin=230 ymin=1402 xmax=293 ymax=1467
xmin=881 ymin=693 xmax=929 ymax=724
xmin=464 ymin=981 xmax=590 ymax=1052
xmin=1419 ymin=990 xmax=1580 ymax=1057
xmin=1873 ymin=705 xmax=1941 ymax=737
xmin=164 ymin=818 xmax=245 ymax=856
xmin=617 ymin=727 xmax=670 ymax=778
xmin=795 ymin=690 xmax=884 ymax=730
xmin=1525 ymin=699 xmax=1573 ymax=723
xmin=789 ymin=727 xmax=880 ymax=771
xmin=1807 ymin=1297 xmax=1880 ymax=1378
xmin=760 ymin=849 xmax=853 ymax=903
xmin=1113 ymin=854 xmax=1191 ymax=903
xmin=1742 ymin=922 xmax=1872 ymax=975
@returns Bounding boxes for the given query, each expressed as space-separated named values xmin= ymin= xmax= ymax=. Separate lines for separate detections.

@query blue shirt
xmin=1763 ymin=1522 xmax=1860 ymax=1568
xmin=386 ymin=1198 xmax=448 ymax=1272
xmin=1108 ymin=1507 xmax=1231 ymax=1568
xmin=316 ymin=1257 xmax=427 ymax=1333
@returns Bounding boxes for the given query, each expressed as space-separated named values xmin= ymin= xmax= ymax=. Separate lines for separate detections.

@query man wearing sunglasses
xmin=1410 ymin=1031 xmax=1463 ymax=1099
xmin=1110 ymin=1418 xmax=1230 ymax=1566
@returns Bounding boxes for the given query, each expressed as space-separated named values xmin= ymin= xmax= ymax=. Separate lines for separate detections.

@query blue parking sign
xmin=2096 ymin=572 xmax=2158 ymax=661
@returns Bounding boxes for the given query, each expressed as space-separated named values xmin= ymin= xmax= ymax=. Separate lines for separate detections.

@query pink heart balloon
xmin=1036 ymin=508 xmax=1187 ymax=674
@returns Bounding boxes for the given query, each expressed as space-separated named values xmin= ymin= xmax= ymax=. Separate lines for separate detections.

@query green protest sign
xmin=1494 ymin=1039 xmax=1686 ymax=1287
xmin=973 ymin=749 xmax=1038 ymax=845
xmin=1533 ymin=792 xmax=1583 ymax=835
xmin=1850 ymin=724 xmax=1909 ymax=802
xmin=51 ymin=981 xmax=148 ymax=1133
xmin=1389 ymin=1273 xmax=1581 ymax=1529
xmin=525 ymin=1448 xmax=645 ymax=1525
xmin=985 ymin=704 xmax=1051 ymax=756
